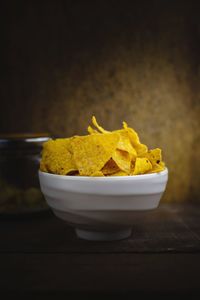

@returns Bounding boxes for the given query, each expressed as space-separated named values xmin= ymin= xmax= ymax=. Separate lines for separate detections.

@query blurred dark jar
xmin=0 ymin=134 xmax=51 ymax=214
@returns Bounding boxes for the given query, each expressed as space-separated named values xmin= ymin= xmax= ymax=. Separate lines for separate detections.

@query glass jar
xmin=0 ymin=134 xmax=51 ymax=214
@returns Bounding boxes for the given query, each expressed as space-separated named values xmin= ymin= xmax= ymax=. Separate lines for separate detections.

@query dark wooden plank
xmin=1 ymin=253 xmax=200 ymax=294
xmin=0 ymin=204 xmax=200 ymax=253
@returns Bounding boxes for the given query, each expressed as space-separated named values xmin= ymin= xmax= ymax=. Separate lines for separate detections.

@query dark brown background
xmin=1 ymin=0 xmax=200 ymax=202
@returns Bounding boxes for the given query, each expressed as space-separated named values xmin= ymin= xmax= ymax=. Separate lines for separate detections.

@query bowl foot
xmin=75 ymin=228 xmax=132 ymax=241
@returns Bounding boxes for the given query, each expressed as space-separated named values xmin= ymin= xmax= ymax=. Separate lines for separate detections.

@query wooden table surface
xmin=1 ymin=203 xmax=200 ymax=298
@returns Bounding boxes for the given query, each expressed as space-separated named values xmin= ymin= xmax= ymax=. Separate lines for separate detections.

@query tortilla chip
xmin=123 ymin=121 xmax=140 ymax=143
xmin=123 ymin=122 xmax=148 ymax=155
xmin=89 ymin=120 xmax=137 ymax=160
xmin=40 ymin=160 xmax=48 ymax=172
xmin=141 ymin=148 xmax=162 ymax=164
xmin=132 ymin=157 xmax=152 ymax=175
xmin=87 ymin=125 xmax=98 ymax=135
xmin=71 ymin=133 xmax=119 ymax=176
xmin=101 ymin=158 xmax=120 ymax=175
xmin=91 ymin=116 xmax=109 ymax=133
xmin=147 ymin=161 xmax=165 ymax=173
xmin=40 ymin=138 xmax=77 ymax=175
xmin=115 ymin=129 xmax=137 ymax=158
xmin=40 ymin=116 xmax=166 ymax=177
xmin=110 ymin=170 xmax=129 ymax=176
xmin=91 ymin=171 xmax=105 ymax=177
xmin=112 ymin=149 xmax=132 ymax=173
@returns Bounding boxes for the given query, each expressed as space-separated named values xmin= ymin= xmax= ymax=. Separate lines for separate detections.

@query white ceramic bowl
xmin=39 ymin=169 xmax=168 ymax=241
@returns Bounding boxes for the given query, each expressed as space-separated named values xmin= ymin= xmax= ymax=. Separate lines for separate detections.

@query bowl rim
xmin=39 ymin=168 xmax=168 ymax=181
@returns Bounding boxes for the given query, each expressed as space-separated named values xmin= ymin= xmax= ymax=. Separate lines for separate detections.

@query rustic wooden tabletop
xmin=1 ymin=203 xmax=200 ymax=298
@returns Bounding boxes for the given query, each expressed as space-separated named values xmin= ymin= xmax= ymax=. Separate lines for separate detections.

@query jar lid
xmin=0 ymin=133 xmax=51 ymax=152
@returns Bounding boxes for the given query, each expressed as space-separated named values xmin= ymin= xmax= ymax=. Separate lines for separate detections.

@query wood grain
xmin=1 ymin=204 xmax=200 ymax=296
xmin=1 ymin=253 xmax=200 ymax=295
xmin=0 ymin=204 xmax=200 ymax=253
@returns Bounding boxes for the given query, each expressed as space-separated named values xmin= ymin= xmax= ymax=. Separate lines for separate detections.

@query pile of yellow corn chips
xmin=40 ymin=116 xmax=165 ymax=176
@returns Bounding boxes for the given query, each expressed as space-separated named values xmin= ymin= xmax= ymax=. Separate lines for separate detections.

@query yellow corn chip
xmin=87 ymin=125 xmax=98 ymax=135
xmin=115 ymin=129 xmax=137 ymax=158
xmin=91 ymin=171 xmax=105 ymax=177
xmin=40 ymin=116 xmax=166 ymax=177
xmin=112 ymin=149 xmax=132 ymax=173
xmin=71 ymin=133 xmax=119 ymax=176
xmin=91 ymin=116 xmax=109 ymax=133
xmin=141 ymin=148 xmax=162 ymax=164
xmin=147 ymin=161 xmax=165 ymax=173
xmin=101 ymin=158 xmax=120 ymax=175
xmin=110 ymin=170 xmax=129 ymax=176
xmin=132 ymin=157 xmax=152 ymax=175
xmin=123 ymin=121 xmax=140 ymax=143
xmin=89 ymin=120 xmax=137 ymax=160
xmin=123 ymin=122 xmax=148 ymax=155
xmin=40 ymin=138 xmax=77 ymax=175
